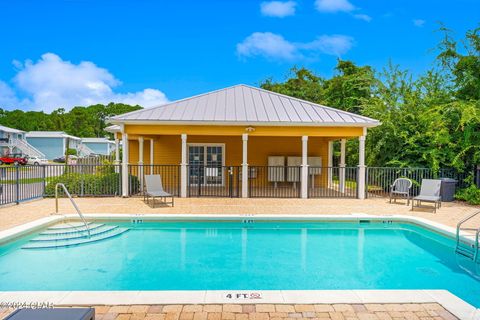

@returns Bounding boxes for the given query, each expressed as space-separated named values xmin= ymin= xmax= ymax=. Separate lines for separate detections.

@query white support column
xmin=357 ymin=129 xmax=367 ymax=199
xmin=339 ymin=139 xmax=346 ymax=193
xmin=121 ymin=132 xmax=129 ymax=197
xmin=138 ymin=137 xmax=144 ymax=191
xmin=301 ymin=136 xmax=309 ymax=199
xmin=327 ymin=140 xmax=333 ymax=188
xmin=114 ymin=138 xmax=120 ymax=173
xmin=241 ymin=134 xmax=248 ymax=198
xmin=114 ymin=138 xmax=120 ymax=163
xmin=150 ymin=139 xmax=154 ymax=172
xmin=180 ymin=134 xmax=188 ymax=198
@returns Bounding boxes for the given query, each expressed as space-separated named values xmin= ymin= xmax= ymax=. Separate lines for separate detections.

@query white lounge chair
xmin=389 ymin=178 xmax=412 ymax=205
xmin=411 ymin=179 xmax=442 ymax=213
xmin=144 ymin=174 xmax=174 ymax=207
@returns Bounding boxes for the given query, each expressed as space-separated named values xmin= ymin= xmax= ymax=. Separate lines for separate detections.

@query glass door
xmin=205 ymin=146 xmax=223 ymax=185
xmin=188 ymin=145 xmax=224 ymax=186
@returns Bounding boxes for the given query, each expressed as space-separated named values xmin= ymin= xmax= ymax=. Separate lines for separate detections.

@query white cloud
xmin=413 ymin=19 xmax=426 ymax=27
xmin=0 ymin=81 xmax=24 ymax=109
xmin=237 ymin=32 xmax=299 ymax=61
xmin=260 ymin=1 xmax=296 ymax=17
xmin=353 ymin=13 xmax=372 ymax=22
xmin=236 ymin=32 xmax=354 ymax=61
xmin=1 ymin=53 xmax=169 ymax=112
xmin=314 ymin=0 xmax=355 ymax=12
xmin=302 ymin=35 xmax=355 ymax=56
xmin=315 ymin=0 xmax=371 ymax=22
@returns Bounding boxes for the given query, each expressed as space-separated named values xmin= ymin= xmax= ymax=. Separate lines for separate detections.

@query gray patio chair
xmin=389 ymin=178 xmax=412 ymax=205
xmin=411 ymin=179 xmax=442 ymax=213
xmin=144 ymin=174 xmax=174 ymax=207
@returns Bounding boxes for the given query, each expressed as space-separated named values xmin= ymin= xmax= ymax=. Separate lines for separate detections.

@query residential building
xmin=25 ymin=131 xmax=86 ymax=160
xmin=0 ymin=125 xmax=45 ymax=158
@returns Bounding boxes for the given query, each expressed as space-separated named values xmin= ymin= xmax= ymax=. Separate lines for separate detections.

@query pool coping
xmin=0 ymin=213 xmax=478 ymax=319
xmin=0 ymin=290 xmax=477 ymax=319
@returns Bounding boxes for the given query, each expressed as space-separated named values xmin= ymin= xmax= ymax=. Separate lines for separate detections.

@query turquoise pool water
xmin=1 ymin=220 xmax=479 ymax=306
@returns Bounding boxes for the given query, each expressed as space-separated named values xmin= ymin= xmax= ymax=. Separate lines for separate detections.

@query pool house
xmin=109 ymin=84 xmax=380 ymax=199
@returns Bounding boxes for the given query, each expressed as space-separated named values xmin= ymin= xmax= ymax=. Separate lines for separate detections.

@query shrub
xmin=455 ymin=185 xmax=480 ymax=205
xmin=45 ymin=172 xmax=140 ymax=196
xmin=97 ymin=160 xmax=116 ymax=175
xmin=66 ymin=148 xmax=77 ymax=156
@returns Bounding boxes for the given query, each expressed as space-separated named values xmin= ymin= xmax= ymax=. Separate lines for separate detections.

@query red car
xmin=0 ymin=153 xmax=28 ymax=165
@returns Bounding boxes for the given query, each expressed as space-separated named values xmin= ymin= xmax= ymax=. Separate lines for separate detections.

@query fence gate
xmin=188 ymin=165 xmax=240 ymax=197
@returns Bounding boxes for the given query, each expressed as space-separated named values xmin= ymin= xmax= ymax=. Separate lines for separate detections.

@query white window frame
xmin=187 ymin=143 xmax=226 ymax=186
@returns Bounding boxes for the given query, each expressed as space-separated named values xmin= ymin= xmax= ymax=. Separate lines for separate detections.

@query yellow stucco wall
xmin=128 ymin=135 xmax=329 ymax=167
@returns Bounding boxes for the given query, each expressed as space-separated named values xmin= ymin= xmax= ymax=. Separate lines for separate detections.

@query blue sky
xmin=0 ymin=0 xmax=478 ymax=112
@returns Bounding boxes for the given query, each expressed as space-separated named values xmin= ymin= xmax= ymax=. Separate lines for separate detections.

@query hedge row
xmin=44 ymin=172 xmax=140 ymax=196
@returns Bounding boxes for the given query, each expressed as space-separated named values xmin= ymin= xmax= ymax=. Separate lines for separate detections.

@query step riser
xmin=41 ymin=223 xmax=105 ymax=235
xmin=22 ymin=228 xmax=129 ymax=250
xmin=31 ymin=226 xmax=119 ymax=242
xmin=47 ymin=222 xmax=96 ymax=230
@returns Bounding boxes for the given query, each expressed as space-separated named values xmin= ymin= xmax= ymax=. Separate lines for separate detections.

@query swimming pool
xmin=1 ymin=219 xmax=479 ymax=307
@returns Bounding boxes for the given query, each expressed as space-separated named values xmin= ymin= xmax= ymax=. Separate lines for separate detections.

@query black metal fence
xmin=366 ymin=167 xmax=478 ymax=198
xmin=0 ymin=163 xmax=478 ymax=205
xmin=248 ymin=166 xmax=301 ymax=198
xmin=128 ymin=164 xmax=180 ymax=197
xmin=187 ymin=165 xmax=240 ymax=197
xmin=0 ymin=165 xmax=45 ymax=205
xmin=308 ymin=166 xmax=358 ymax=198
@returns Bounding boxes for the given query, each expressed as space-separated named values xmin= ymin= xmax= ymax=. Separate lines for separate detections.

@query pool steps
xmin=39 ymin=223 xmax=106 ymax=235
xmin=31 ymin=225 xmax=120 ymax=241
xmin=46 ymin=221 xmax=97 ymax=230
xmin=22 ymin=223 xmax=129 ymax=249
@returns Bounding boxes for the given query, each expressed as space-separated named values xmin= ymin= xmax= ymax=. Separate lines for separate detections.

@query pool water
xmin=1 ymin=220 xmax=480 ymax=306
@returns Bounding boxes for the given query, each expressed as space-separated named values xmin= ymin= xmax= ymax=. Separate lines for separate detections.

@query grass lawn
xmin=332 ymin=178 xmax=383 ymax=192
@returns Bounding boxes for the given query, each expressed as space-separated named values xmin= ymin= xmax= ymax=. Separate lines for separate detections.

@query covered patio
xmin=108 ymin=85 xmax=380 ymax=199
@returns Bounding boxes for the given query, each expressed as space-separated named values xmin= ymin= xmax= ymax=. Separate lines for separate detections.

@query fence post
xmin=42 ymin=165 xmax=46 ymax=197
xmin=80 ymin=165 xmax=84 ymax=197
xmin=15 ymin=165 xmax=19 ymax=204
xmin=476 ymin=165 xmax=480 ymax=188
xmin=228 ymin=167 xmax=233 ymax=198
xmin=364 ymin=167 xmax=369 ymax=199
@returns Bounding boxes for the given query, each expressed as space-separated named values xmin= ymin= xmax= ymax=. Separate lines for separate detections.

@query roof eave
xmin=108 ymin=119 xmax=380 ymax=128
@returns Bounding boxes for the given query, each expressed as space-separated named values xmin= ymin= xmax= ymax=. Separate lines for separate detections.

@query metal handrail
xmin=456 ymin=210 xmax=480 ymax=259
xmin=55 ymin=183 xmax=90 ymax=237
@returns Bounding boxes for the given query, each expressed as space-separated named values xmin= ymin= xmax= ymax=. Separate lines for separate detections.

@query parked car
xmin=27 ymin=156 xmax=48 ymax=166
xmin=52 ymin=155 xmax=78 ymax=163
xmin=0 ymin=154 xmax=27 ymax=165
xmin=53 ymin=156 xmax=65 ymax=163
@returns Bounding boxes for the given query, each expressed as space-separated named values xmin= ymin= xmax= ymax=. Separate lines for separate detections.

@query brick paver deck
xmin=1 ymin=197 xmax=479 ymax=232
xmin=0 ymin=303 xmax=459 ymax=320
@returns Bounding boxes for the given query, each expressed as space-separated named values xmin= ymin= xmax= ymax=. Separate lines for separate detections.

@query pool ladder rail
xmin=55 ymin=183 xmax=90 ymax=238
xmin=455 ymin=210 xmax=480 ymax=261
